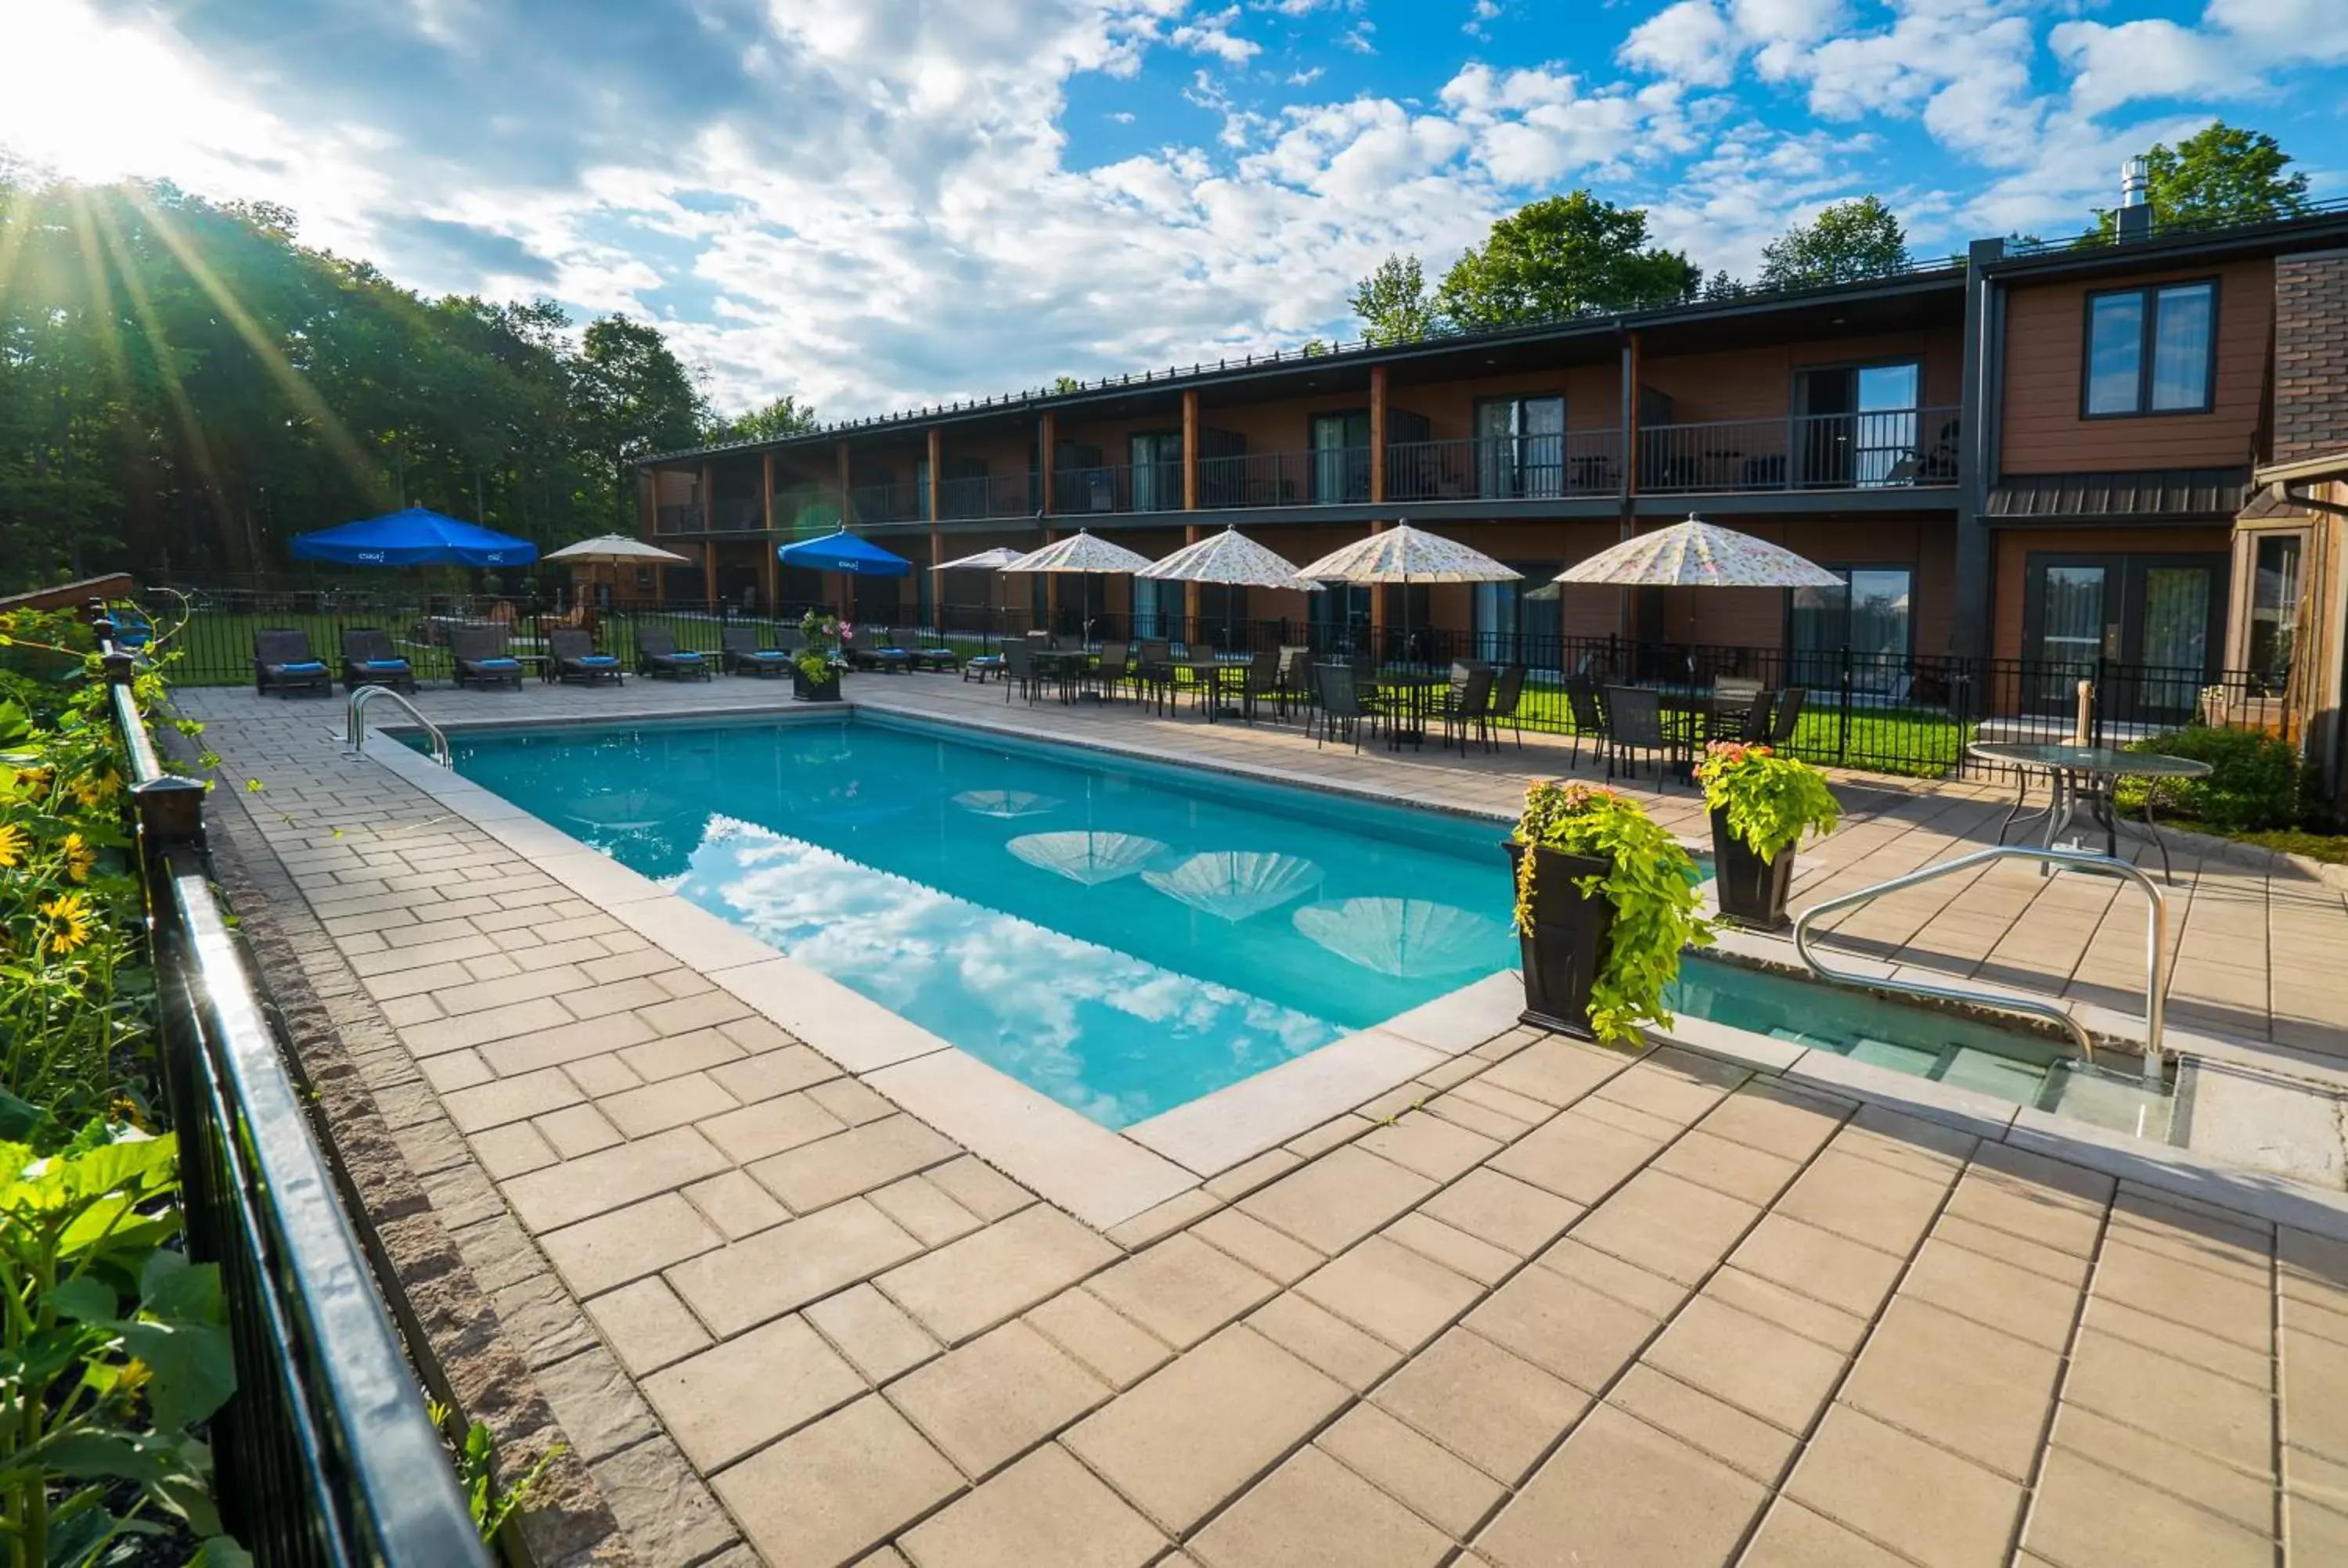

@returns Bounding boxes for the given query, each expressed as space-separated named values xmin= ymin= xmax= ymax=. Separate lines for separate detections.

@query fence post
xmin=1836 ymin=645 xmax=1853 ymax=766
xmin=2091 ymin=654 xmax=2108 ymax=747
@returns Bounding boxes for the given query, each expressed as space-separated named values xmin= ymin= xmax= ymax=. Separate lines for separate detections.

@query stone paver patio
xmin=182 ymin=675 xmax=2348 ymax=1566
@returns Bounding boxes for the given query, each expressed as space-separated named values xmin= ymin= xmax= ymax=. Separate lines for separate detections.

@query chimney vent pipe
xmin=2118 ymin=156 xmax=2152 ymax=241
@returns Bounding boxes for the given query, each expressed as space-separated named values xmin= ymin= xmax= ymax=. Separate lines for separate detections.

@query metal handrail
xmin=88 ymin=606 xmax=488 ymax=1566
xmin=346 ymin=685 xmax=450 ymax=766
xmin=1792 ymin=844 xmax=2167 ymax=1083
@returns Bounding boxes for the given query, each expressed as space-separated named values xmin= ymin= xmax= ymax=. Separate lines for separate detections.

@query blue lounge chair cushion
xmin=969 ymin=655 xmax=1004 ymax=667
xmin=276 ymin=660 xmax=326 ymax=673
xmin=476 ymin=656 xmax=522 ymax=670
xmin=362 ymin=659 xmax=410 ymax=671
xmin=577 ymin=655 xmax=619 ymax=667
xmin=668 ymin=650 xmax=704 ymax=661
xmin=748 ymin=649 xmax=786 ymax=660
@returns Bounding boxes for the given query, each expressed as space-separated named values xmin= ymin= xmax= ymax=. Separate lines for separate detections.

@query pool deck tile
xmin=184 ymin=678 xmax=2348 ymax=1567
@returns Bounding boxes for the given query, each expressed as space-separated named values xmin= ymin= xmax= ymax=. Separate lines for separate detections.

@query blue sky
xmin=5 ymin=1 xmax=2345 ymax=418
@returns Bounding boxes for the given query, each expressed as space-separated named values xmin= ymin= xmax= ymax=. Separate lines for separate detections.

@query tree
xmin=1050 ymin=376 xmax=1083 ymax=394
xmin=704 ymin=394 xmax=819 ymax=444
xmin=2096 ymin=122 xmax=2311 ymax=235
xmin=575 ymin=317 xmax=705 ymax=530
xmin=1757 ymin=196 xmax=1910 ymax=290
xmin=1350 ymin=253 xmax=1438 ymax=344
xmin=1431 ymin=193 xmax=1700 ymax=330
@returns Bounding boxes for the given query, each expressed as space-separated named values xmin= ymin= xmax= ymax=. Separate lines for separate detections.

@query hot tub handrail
xmin=1791 ymin=844 xmax=2166 ymax=1084
xmin=346 ymin=685 xmax=450 ymax=767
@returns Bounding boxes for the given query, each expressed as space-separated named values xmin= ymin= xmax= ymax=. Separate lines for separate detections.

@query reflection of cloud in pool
xmin=677 ymin=817 xmax=1335 ymax=1126
xmin=952 ymin=789 xmax=1061 ymax=819
xmin=1292 ymin=897 xmax=1511 ymax=978
xmin=1142 ymin=851 xmax=1323 ymax=922
xmin=1006 ymin=831 xmax=1167 ymax=886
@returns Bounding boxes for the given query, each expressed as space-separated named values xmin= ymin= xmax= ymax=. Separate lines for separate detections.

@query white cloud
xmin=1620 ymin=1 xmax=1738 ymax=89
xmin=2053 ymin=0 xmax=2348 ymax=117
xmin=1169 ymin=6 xmax=1260 ymax=66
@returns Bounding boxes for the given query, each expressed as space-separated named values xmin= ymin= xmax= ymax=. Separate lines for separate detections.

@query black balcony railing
xmin=1386 ymin=431 xmax=1624 ymax=503
xmin=938 ymin=472 xmax=1039 ymax=521
xmin=90 ymin=606 xmax=488 ymax=1567
xmin=847 ymin=480 xmax=925 ymax=526
xmin=1638 ymin=407 xmax=1961 ymax=494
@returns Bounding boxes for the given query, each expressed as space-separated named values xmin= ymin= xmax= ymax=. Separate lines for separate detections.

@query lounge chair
xmin=549 ymin=628 xmax=624 ymax=686
xmin=963 ymin=646 xmax=1006 ymax=682
xmin=722 ymin=627 xmax=790 ymax=678
xmin=846 ymin=628 xmax=910 ymax=674
xmin=450 ymin=627 xmax=524 ymax=690
xmin=636 ymin=625 xmax=713 ymax=682
xmin=254 ymin=629 xmax=332 ymax=699
xmin=888 ymin=627 xmax=960 ymax=673
xmin=340 ymin=628 xmax=416 ymax=694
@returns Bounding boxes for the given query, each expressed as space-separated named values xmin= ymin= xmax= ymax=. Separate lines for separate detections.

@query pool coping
xmin=360 ymin=702 xmax=2348 ymax=1239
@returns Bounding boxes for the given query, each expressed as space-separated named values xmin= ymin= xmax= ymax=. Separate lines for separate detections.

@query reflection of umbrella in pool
xmin=1007 ymin=831 xmax=1167 ymax=886
xmin=953 ymin=789 xmax=1061 ymax=819
xmin=1292 ymin=897 xmax=1510 ymax=978
xmin=1143 ymin=852 xmax=1323 ymax=922
xmin=557 ymin=789 xmax=686 ymax=834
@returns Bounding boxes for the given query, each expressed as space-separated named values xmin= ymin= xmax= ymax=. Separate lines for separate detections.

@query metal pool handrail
xmin=346 ymin=684 xmax=451 ymax=766
xmin=1792 ymin=844 xmax=2167 ymax=1084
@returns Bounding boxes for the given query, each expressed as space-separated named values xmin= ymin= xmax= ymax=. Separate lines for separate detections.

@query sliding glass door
xmin=2022 ymin=553 xmax=2226 ymax=721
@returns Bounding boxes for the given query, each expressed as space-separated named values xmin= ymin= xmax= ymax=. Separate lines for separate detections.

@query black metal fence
xmin=140 ymin=586 xmax=2292 ymax=782
xmin=94 ymin=608 xmax=488 ymax=1566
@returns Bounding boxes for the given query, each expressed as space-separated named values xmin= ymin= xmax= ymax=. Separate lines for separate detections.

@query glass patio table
xmin=1966 ymin=740 xmax=2213 ymax=883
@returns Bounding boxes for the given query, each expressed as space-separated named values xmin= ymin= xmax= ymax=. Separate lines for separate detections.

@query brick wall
xmin=2274 ymin=248 xmax=2348 ymax=464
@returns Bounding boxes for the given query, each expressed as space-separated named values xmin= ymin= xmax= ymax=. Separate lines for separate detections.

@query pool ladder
xmin=1792 ymin=845 xmax=2166 ymax=1084
xmin=344 ymin=685 xmax=451 ymax=768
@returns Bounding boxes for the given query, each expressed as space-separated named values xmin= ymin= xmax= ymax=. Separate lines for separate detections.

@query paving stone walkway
xmin=183 ymin=680 xmax=2348 ymax=1566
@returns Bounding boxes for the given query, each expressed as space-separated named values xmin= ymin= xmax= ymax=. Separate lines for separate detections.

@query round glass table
xmin=1965 ymin=741 xmax=2213 ymax=883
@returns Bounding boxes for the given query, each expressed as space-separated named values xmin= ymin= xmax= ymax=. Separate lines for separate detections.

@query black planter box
xmin=793 ymin=668 xmax=841 ymax=703
xmin=1709 ymin=807 xmax=1795 ymax=930
xmin=1505 ymin=841 xmax=1614 ymax=1040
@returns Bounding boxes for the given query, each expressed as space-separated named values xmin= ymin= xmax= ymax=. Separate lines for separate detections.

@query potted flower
xmin=1694 ymin=741 xmax=1840 ymax=930
xmin=794 ymin=611 xmax=847 ymax=702
xmin=1507 ymin=781 xmax=1712 ymax=1042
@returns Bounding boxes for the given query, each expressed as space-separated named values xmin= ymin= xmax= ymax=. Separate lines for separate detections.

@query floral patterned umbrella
xmin=1003 ymin=530 xmax=1156 ymax=637
xmin=1554 ymin=515 xmax=1843 ymax=588
xmin=1140 ymin=527 xmax=1324 ymax=591
xmin=1295 ymin=523 xmax=1520 ymax=585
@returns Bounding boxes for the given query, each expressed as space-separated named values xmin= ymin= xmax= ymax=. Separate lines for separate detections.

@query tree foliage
xmin=1349 ymin=253 xmax=1438 ymax=346
xmin=0 ymin=174 xmax=755 ymax=589
xmin=1757 ymin=196 xmax=1910 ymax=290
xmin=704 ymin=393 xmax=819 ymax=444
xmin=2096 ymin=122 xmax=2310 ymax=235
xmin=1431 ymin=192 xmax=1700 ymax=330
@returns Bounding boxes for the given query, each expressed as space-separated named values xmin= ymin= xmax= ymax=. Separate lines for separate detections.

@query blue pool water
xmin=440 ymin=713 xmax=2171 ymax=1139
xmin=445 ymin=714 xmax=1522 ymax=1126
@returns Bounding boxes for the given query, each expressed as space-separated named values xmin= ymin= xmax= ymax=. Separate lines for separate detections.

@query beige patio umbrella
xmin=1552 ymin=515 xmax=1842 ymax=589
xmin=1295 ymin=523 xmax=1519 ymax=661
xmin=932 ymin=545 xmax=1027 ymax=645
xmin=1002 ymin=530 xmax=1156 ymax=638
xmin=543 ymin=533 xmax=693 ymax=609
xmin=1140 ymin=526 xmax=1322 ymax=649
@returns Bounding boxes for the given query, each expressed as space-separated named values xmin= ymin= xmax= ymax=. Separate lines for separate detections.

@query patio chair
xmin=890 ymin=627 xmax=960 ymax=673
xmin=1705 ymin=689 xmax=1774 ymax=746
xmin=1002 ymin=639 xmax=1039 ymax=705
xmin=1562 ymin=675 xmax=1607 ymax=769
xmin=254 ymin=629 xmax=333 ymax=699
xmin=722 ymin=626 xmax=790 ymax=678
xmin=1313 ymin=664 xmax=1368 ymax=753
xmin=449 ymin=627 xmax=524 ymax=690
xmin=1237 ymin=651 xmax=1283 ymax=722
xmin=1435 ymin=664 xmax=1496 ymax=754
xmin=1275 ymin=646 xmax=1314 ymax=719
xmin=338 ymin=628 xmax=416 ymax=694
xmin=636 ymin=625 xmax=713 ymax=681
xmin=549 ymin=628 xmax=624 ymax=686
xmin=1765 ymin=686 xmax=1807 ymax=748
xmin=1136 ymin=639 xmax=1175 ymax=713
xmin=1090 ymin=640 xmax=1131 ymax=701
xmin=1602 ymin=685 xmax=1677 ymax=785
xmin=1488 ymin=664 xmax=1528 ymax=750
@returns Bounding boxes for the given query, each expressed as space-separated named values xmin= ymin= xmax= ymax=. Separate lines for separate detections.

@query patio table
xmin=1967 ymin=740 xmax=2213 ymax=883
xmin=1370 ymin=671 xmax=1449 ymax=750
xmin=1167 ymin=658 xmax=1237 ymax=721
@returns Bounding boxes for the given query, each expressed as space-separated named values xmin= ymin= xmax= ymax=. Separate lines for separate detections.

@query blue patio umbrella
xmin=290 ymin=507 xmax=538 ymax=567
xmin=776 ymin=530 xmax=912 ymax=577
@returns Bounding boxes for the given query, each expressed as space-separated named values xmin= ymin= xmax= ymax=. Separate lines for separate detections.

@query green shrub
xmin=2119 ymin=725 xmax=2303 ymax=832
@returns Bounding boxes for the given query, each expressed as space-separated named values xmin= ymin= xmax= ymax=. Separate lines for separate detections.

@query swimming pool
xmin=439 ymin=713 xmax=2169 ymax=1138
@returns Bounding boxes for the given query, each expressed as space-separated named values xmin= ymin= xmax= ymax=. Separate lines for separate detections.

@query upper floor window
xmin=2084 ymin=281 xmax=2216 ymax=417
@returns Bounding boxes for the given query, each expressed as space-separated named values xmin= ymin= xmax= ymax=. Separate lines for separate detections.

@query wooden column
xmin=1039 ymin=411 xmax=1057 ymax=516
xmin=701 ymin=542 xmax=718 ymax=606
xmin=834 ymin=439 xmax=852 ymax=512
xmin=926 ymin=427 xmax=943 ymax=523
xmin=1619 ymin=333 xmax=1641 ymax=642
xmin=1182 ymin=391 xmax=1201 ymax=624
xmin=759 ymin=453 xmax=779 ymax=613
xmin=1367 ymin=519 xmax=1388 ymax=653
xmin=698 ymin=463 xmax=714 ymax=608
xmin=700 ymin=462 xmax=713 ymax=530
xmin=1369 ymin=365 xmax=1388 ymax=505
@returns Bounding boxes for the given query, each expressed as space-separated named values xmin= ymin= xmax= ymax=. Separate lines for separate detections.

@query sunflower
xmin=69 ymin=768 xmax=123 ymax=808
xmin=16 ymin=768 xmax=50 ymax=803
xmin=41 ymin=893 xmax=93 ymax=955
xmin=61 ymin=832 xmax=94 ymax=883
xmin=0 ymin=822 xmax=25 ymax=869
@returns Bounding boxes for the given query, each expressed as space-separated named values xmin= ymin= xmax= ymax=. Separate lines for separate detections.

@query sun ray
xmin=0 ymin=174 xmax=47 ymax=306
xmin=119 ymin=182 xmax=394 ymax=509
xmin=86 ymin=193 xmax=230 ymax=525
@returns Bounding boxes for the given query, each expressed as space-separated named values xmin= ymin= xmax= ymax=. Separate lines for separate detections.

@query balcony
xmin=939 ymin=471 xmax=1039 ymax=522
xmin=848 ymin=480 xmax=925 ymax=526
xmin=652 ymin=498 xmax=770 ymax=533
xmin=1386 ymin=431 xmax=1625 ymax=503
xmin=1638 ymin=407 xmax=1960 ymax=494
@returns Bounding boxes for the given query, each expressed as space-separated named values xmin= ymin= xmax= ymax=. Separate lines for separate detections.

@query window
xmin=1474 ymin=397 xmax=1565 ymax=498
xmin=1130 ymin=433 xmax=1183 ymax=512
xmin=1309 ymin=413 xmax=1370 ymax=502
xmin=2246 ymin=532 xmax=2303 ymax=690
xmin=1789 ymin=567 xmax=1912 ymax=685
xmin=2084 ymin=281 xmax=2216 ymax=416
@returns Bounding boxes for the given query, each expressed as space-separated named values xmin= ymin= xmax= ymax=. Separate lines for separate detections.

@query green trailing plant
xmin=794 ymin=611 xmax=847 ymax=686
xmin=1694 ymin=741 xmax=1842 ymax=861
xmin=1511 ymin=781 xmax=1712 ymax=1043
xmin=428 ymin=1401 xmax=563 ymax=1546
xmin=0 ymin=1124 xmax=245 ymax=1568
